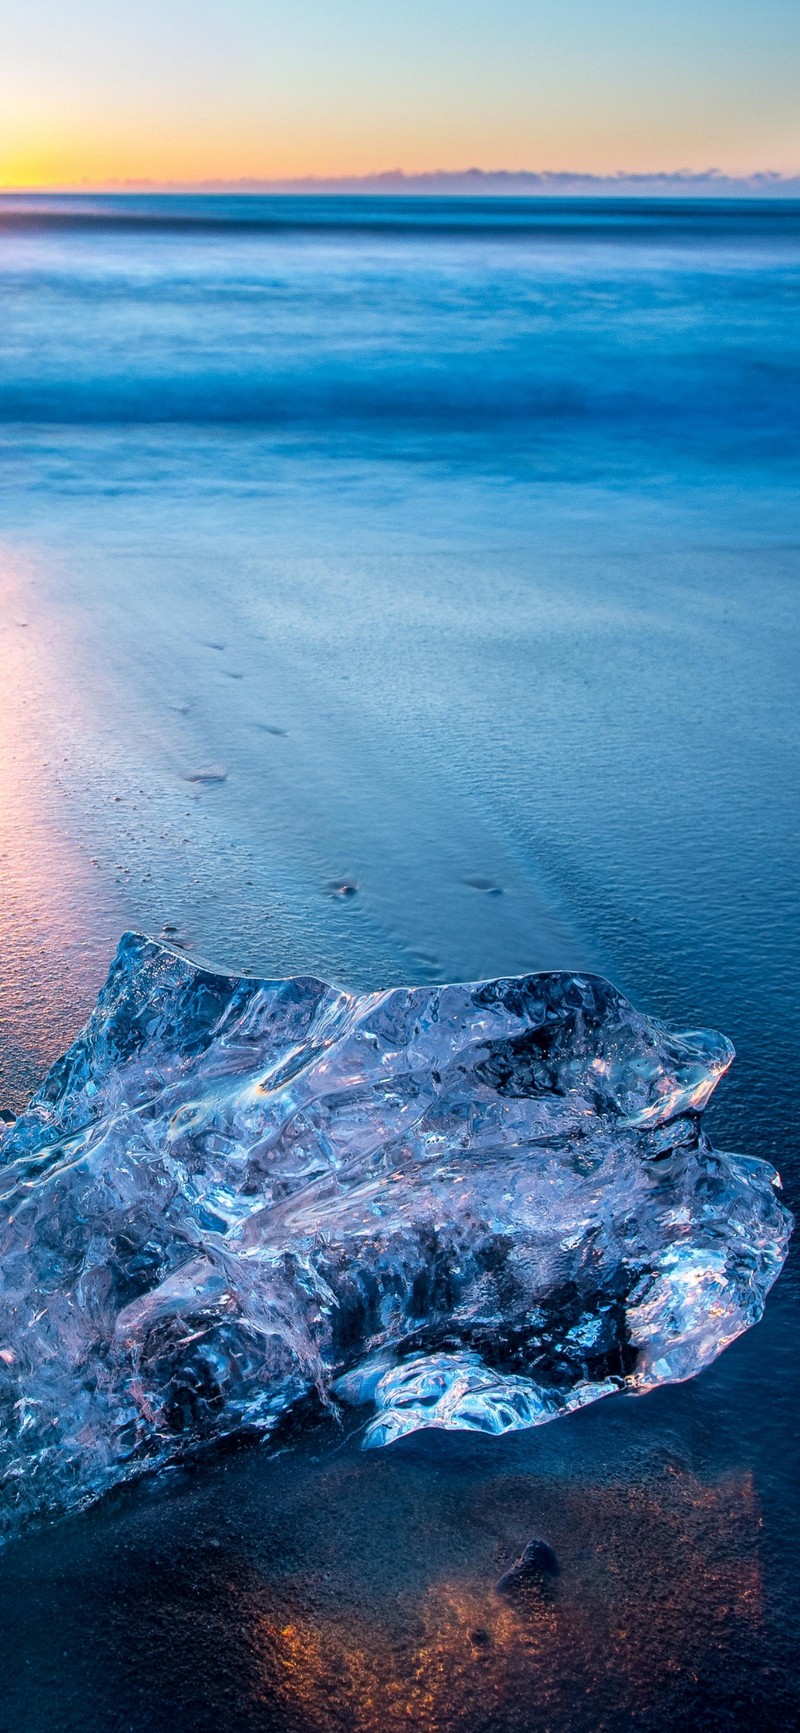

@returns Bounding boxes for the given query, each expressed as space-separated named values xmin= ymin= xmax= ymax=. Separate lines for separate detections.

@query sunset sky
xmin=1 ymin=0 xmax=798 ymax=189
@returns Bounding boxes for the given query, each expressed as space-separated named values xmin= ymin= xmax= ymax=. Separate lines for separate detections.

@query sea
xmin=0 ymin=194 xmax=798 ymax=1731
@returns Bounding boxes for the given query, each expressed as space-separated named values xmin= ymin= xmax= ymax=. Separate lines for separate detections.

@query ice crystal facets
xmin=0 ymin=933 xmax=791 ymax=1535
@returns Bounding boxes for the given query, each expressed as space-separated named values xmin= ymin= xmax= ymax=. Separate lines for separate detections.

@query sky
xmin=0 ymin=0 xmax=798 ymax=189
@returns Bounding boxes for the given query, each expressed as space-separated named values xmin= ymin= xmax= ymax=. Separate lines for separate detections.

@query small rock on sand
xmin=186 ymin=765 xmax=227 ymax=784
xmin=496 ymin=1539 xmax=559 ymax=1596
xmin=464 ymin=876 xmax=503 ymax=895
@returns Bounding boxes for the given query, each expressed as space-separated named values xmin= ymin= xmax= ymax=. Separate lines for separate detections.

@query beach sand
xmin=0 ymin=196 xmax=798 ymax=1729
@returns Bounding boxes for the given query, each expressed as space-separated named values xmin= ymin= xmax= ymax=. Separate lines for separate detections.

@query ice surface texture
xmin=0 ymin=934 xmax=791 ymax=1537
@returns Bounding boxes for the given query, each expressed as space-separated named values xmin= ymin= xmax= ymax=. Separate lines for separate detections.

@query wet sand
xmin=0 ymin=1398 xmax=794 ymax=1733
xmin=1 ymin=466 xmax=799 ymax=1732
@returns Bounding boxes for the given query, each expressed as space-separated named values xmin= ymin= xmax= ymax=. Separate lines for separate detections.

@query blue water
xmin=1 ymin=195 xmax=798 ymax=457
xmin=0 ymin=196 xmax=799 ymax=1731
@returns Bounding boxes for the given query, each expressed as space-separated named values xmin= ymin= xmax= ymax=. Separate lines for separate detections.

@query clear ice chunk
xmin=0 ymin=933 xmax=791 ymax=1537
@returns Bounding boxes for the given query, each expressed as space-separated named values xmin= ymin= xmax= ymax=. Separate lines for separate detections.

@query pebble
xmin=469 ymin=1628 xmax=491 ymax=1648
xmin=496 ymin=1539 xmax=559 ymax=1596
xmin=186 ymin=765 xmax=227 ymax=784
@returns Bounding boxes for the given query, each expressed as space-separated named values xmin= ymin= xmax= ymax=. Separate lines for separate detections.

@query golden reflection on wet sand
xmin=246 ymin=1467 xmax=764 ymax=1732
xmin=0 ymin=549 xmax=123 ymax=1109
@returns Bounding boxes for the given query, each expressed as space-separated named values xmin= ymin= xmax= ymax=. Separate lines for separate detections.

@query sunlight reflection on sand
xmin=0 ymin=548 xmax=123 ymax=1109
xmin=244 ymin=1466 xmax=764 ymax=1732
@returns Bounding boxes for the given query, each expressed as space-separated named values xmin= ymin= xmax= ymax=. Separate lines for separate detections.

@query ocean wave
xmin=0 ymin=369 xmax=796 ymax=439
xmin=1 ymin=193 xmax=800 ymax=243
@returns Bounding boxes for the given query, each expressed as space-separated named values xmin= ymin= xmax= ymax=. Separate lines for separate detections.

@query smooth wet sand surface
xmin=1 ymin=463 xmax=799 ymax=1732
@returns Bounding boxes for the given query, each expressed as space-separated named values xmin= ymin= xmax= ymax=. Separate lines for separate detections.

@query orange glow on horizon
xmin=2 ymin=122 xmax=798 ymax=193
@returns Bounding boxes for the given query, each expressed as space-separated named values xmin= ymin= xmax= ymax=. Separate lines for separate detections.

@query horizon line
xmin=3 ymin=167 xmax=800 ymax=197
